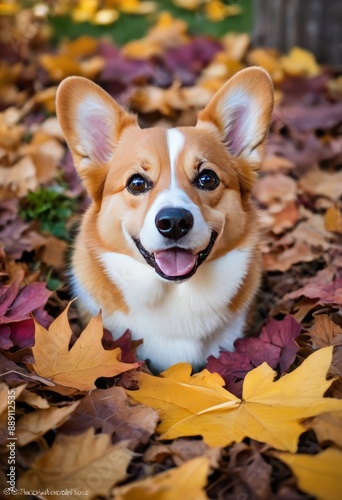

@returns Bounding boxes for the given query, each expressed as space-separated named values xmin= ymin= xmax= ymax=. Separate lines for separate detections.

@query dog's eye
xmin=195 ymin=169 xmax=220 ymax=191
xmin=127 ymin=174 xmax=152 ymax=195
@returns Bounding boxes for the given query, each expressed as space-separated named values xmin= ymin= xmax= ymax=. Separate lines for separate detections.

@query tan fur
xmin=56 ymin=68 xmax=274 ymax=370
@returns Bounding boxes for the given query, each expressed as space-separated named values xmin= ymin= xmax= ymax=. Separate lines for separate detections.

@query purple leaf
xmin=4 ymin=282 xmax=52 ymax=323
xmin=0 ymin=326 xmax=13 ymax=349
xmin=9 ymin=319 xmax=35 ymax=349
xmin=206 ymin=315 xmax=301 ymax=398
xmin=0 ymin=279 xmax=21 ymax=317
xmin=235 ymin=337 xmax=281 ymax=369
xmin=259 ymin=316 xmax=301 ymax=372
xmin=101 ymin=57 xmax=155 ymax=86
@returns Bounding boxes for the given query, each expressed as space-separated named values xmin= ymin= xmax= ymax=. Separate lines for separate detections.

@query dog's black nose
xmin=155 ymin=207 xmax=194 ymax=240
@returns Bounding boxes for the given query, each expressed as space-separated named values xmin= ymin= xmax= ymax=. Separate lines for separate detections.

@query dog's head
xmin=56 ymin=68 xmax=273 ymax=282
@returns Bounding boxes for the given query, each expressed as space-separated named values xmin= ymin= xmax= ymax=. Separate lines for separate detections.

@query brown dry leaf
xmin=305 ymin=412 xmax=342 ymax=448
xmin=280 ymin=46 xmax=321 ymax=77
xmin=144 ymin=438 xmax=221 ymax=468
xmin=330 ymin=346 xmax=342 ymax=378
xmin=39 ymin=54 xmax=83 ymax=81
xmin=284 ymin=213 xmax=332 ymax=252
xmin=38 ymin=236 xmax=68 ymax=270
xmin=308 ymin=314 xmax=342 ymax=349
xmin=60 ymin=35 xmax=98 ymax=58
xmin=79 ymin=55 xmax=104 ymax=79
xmin=146 ymin=11 xmax=189 ymax=48
xmin=18 ymin=428 xmax=133 ymax=499
xmin=239 ymin=452 xmax=273 ymax=499
xmin=199 ymin=53 xmax=244 ymax=92
xmin=269 ymin=201 xmax=302 ymax=235
xmin=298 ymin=164 xmax=342 ymax=201
xmin=0 ymin=383 xmax=26 ymax=415
xmin=123 ymin=11 xmax=189 ymax=59
xmin=112 ymin=455 xmax=210 ymax=500
xmin=33 ymin=86 xmax=58 ymax=114
xmin=130 ymin=82 xmax=213 ymax=115
xmin=0 ymin=156 xmax=37 ymax=200
xmin=61 ymin=386 xmax=159 ymax=446
xmin=16 ymin=402 xmax=79 ymax=446
xmin=325 ymin=206 xmax=342 ymax=234
xmin=264 ymin=211 xmax=334 ymax=270
xmin=32 ymin=303 xmax=139 ymax=391
xmin=17 ymin=389 xmax=50 ymax=410
xmin=39 ymin=117 xmax=65 ymax=141
xmin=248 ymin=48 xmax=284 ymax=82
xmin=262 ymin=240 xmax=314 ymax=272
xmin=23 ymin=131 xmax=65 ymax=183
xmin=278 ymin=448 xmax=342 ymax=500
xmin=122 ymin=38 xmax=163 ymax=59
xmin=221 ymin=32 xmax=250 ymax=61
xmin=262 ymin=154 xmax=296 ymax=173
xmin=0 ymin=112 xmax=24 ymax=150
xmin=254 ymin=173 xmax=297 ymax=207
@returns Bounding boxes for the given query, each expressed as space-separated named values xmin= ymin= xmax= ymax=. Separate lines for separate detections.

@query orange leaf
xmin=32 ymin=302 xmax=139 ymax=391
xmin=325 ymin=206 xmax=342 ymax=234
xmin=280 ymin=47 xmax=321 ymax=77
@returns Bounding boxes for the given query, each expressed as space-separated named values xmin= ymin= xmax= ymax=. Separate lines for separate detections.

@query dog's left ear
xmin=56 ymin=76 xmax=137 ymax=204
xmin=197 ymin=67 xmax=274 ymax=165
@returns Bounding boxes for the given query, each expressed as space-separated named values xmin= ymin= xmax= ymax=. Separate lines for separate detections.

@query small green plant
xmin=20 ymin=186 xmax=78 ymax=240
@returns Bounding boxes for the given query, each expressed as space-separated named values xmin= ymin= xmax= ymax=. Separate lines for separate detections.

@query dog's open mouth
xmin=133 ymin=231 xmax=218 ymax=281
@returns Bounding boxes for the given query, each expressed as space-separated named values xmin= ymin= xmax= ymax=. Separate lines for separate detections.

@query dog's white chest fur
xmin=73 ymin=248 xmax=251 ymax=371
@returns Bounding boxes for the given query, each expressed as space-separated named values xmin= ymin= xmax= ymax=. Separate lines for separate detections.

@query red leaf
xmin=206 ymin=316 xmax=301 ymax=397
xmin=259 ymin=316 xmax=301 ymax=372
xmin=0 ymin=279 xmax=21 ymax=317
xmin=4 ymin=282 xmax=52 ymax=322
xmin=8 ymin=318 xmax=35 ymax=349
xmin=103 ymin=329 xmax=139 ymax=364
xmin=0 ymin=326 xmax=13 ymax=349
xmin=285 ymin=273 xmax=342 ymax=306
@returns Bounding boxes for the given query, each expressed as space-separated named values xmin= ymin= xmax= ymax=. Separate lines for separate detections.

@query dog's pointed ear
xmin=197 ymin=67 xmax=274 ymax=166
xmin=56 ymin=76 xmax=137 ymax=204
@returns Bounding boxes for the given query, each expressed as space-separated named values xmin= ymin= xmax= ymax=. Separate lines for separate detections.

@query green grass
xmin=20 ymin=186 xmax=78 ymax=241
xmin=49 ymin=0 xmax=253 ymax=45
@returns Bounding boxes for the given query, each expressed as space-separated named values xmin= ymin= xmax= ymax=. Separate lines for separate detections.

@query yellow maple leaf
xmin=112 ymin=455 xmax=210 ymax=499
xmin=126 ymin=347 xmax=342 ymax=452
xmin=280 ymin=46 xmax=321 ymax=77
xmin=278 ymin=448 xmax=342 ymax=500
xmin=32 ymin=303 xmax=139 ymax=391
xmin=205 ymin=0 xmax=241 ymax=22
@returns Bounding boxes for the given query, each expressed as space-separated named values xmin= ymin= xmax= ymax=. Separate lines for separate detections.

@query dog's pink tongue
xmin=155 ymin=249 xmax=196 ymax=277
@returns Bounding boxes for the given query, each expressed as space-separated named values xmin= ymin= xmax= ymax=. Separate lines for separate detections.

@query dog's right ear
xmin=56 ymin=76 xmax=137 ymax=204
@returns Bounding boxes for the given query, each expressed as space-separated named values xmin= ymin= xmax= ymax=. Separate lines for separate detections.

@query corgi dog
xmin=56 ymin=67 xmax=274 ymax=372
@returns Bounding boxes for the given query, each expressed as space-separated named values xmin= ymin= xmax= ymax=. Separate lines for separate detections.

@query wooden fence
xmin=253 ymin=0 xmax=342 ymax=66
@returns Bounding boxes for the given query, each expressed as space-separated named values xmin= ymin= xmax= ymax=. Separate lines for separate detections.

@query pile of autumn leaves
xmin=1 ymin=10 xmax=342 ymax=500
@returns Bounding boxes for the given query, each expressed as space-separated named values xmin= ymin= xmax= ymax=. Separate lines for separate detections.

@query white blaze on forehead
xmin=166 ymin=128 xmax=185 ymax=187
